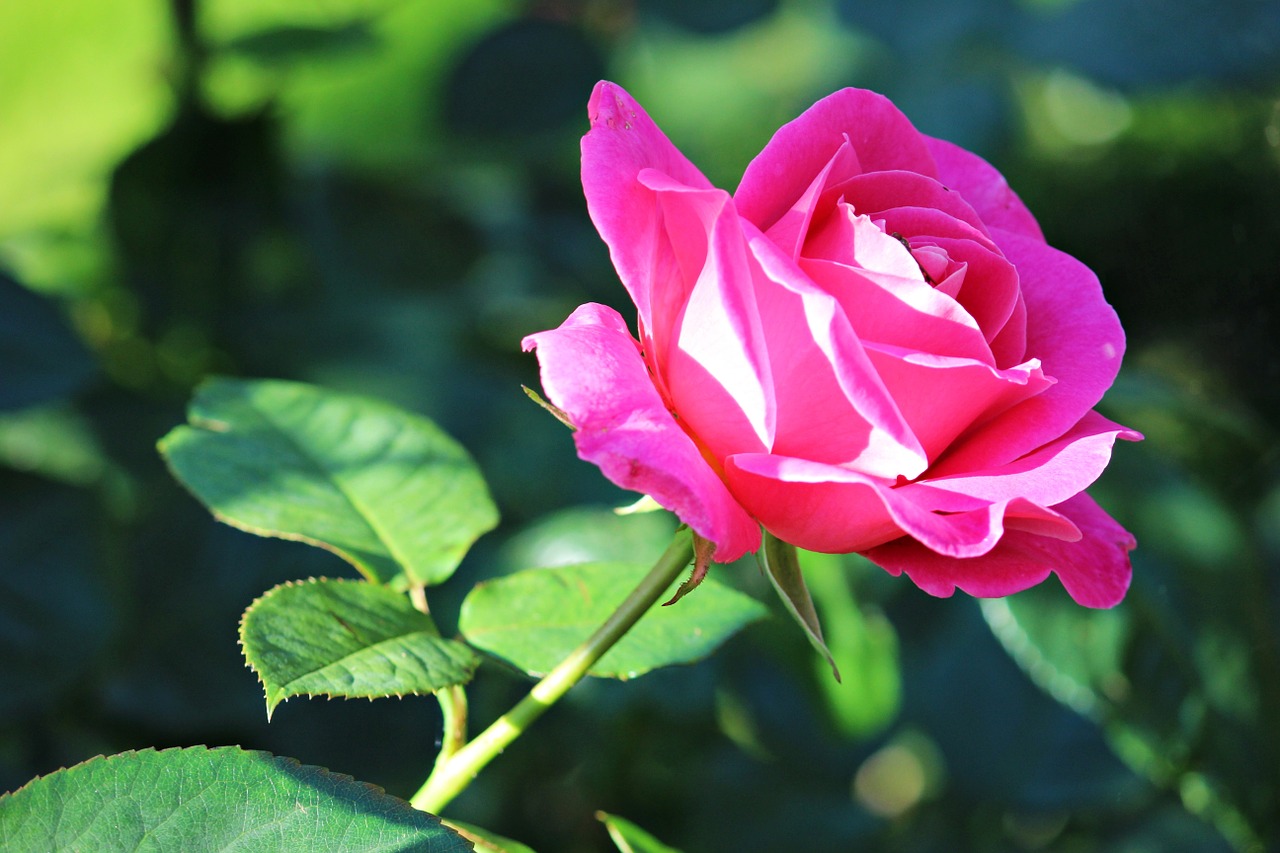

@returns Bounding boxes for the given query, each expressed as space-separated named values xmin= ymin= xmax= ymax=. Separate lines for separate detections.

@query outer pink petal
xmin=640 ymin=171 xmax=775 ymax=459
xmin=924 ymin=136 xmax=1044 ymax=242
xmin=863 ymin=492 xmax=1135 ymax=607
xmin=736 ymin=88 xmax=937 ymax=233
xmin=581 ymin=82 xmax=715 ymax=347
xmin=723 ymin=454 xmax=1076 ymax=557
xmin=907 ymin=410 xmax=1139 ymax=511
xmin=522 ymin=303 xmax=760 ymax=562
xmin=929 ymin=229 xmax=1131 ymax=476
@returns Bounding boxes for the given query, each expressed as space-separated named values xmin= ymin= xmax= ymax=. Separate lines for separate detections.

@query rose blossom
xmin=524 ymin=82 xmax=1141 ymax=608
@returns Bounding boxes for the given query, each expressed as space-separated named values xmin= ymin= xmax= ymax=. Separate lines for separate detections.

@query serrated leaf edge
xmin=238 ymin=577 xmax=479 ymax=720
xmin=0 ymin=745 xmax=421 ymax=816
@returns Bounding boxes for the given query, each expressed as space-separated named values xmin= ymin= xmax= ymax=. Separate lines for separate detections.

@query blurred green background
xmin=2 ymin=1 xmax=1278 ymax=850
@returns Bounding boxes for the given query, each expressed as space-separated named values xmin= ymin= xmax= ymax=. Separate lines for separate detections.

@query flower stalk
xmin=409 ymin=530 xmax=696 ymax=814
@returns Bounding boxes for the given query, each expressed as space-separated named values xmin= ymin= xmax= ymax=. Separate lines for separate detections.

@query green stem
xmin=433 ymin=685 xmax=468 ymax=771
xmin=409 ymin=530 xmax=695 ymax=814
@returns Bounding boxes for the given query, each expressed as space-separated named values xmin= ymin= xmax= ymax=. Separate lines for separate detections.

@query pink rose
xmin=523 ymin=82 xmax=1141 ymax=607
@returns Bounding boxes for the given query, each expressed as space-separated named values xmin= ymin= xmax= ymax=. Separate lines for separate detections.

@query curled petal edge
xmin=523 ymin=303 xmax=761 ymax=562
xmin=863 ymin=492 xmax=1134 ymax=608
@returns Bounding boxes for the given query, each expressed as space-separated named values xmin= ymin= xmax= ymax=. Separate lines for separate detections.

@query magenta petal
xmin=908 ymin=410 xmax=1140 ymax=511
xmin=522 ymin=303 xmax=761 ymax=561
xmin=863 ymin=492 xmax=1134 ymax=607
xmin=747 ymin=228 xmax=928 ymax=479
xmin=638 ymin=171 xmax=775 ymax=459
xmin=736 ymin=88 xmax=937 ymax=233
xmin=863 ymin=345 xmax=1053 ymax=463
xmin=581 ymin=82 xmax=715 ymax=347
xmin=832 ymin=170 xmax=990 ymax=237
xmin=802 ymin=257 xmax=992 ymax=364
xmin=764 ymin=140 xmax=861 ymax=259
xmin=724 ymin=454 xmax=1071 ymax=558
xmin=930 ymin=229 xmax=1129 ymax=475
xmin=803 ymin=205 xmax=926 ymax=280
xmin=1038 ymin=493 xmax=1135 ymax=607
xmin=925 ymin=136 xmax=1044 ymax=242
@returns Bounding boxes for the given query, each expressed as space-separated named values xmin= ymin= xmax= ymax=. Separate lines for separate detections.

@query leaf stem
xmin=433 ymin=685 xmax=468 ymax=770
xmin=409 ymin=529 xmax=695 ymax=814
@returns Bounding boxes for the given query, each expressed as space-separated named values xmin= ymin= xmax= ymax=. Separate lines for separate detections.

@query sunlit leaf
xmin=459 ymin=562 xmax=767 ymax=679
xmin=598 ymin=811 xmax=684 ymax=853
xmin=241 ymin=578 xmax=480 ymax=719
xmin=159 ymin=377 xmax=498 ymax=588
xmin=0 ymin=746 xmax=472 ymax=852
xmin=758 ymin=533 xmax=839 ymax=681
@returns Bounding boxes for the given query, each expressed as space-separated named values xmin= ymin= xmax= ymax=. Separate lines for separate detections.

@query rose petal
xmin=862 ymin=345 xmax=1053 ymax=462
xmin=929 ymin=229 xmax=1130 ymax=475
xmin=747 ymin=228 xmax=928 ymax=478
xmin=736 ymin=88 xmax=937 ymax=233
xmin=831 ymin=170 xmax=991 ymax=237
xmin=639 ymin=171 xmax=775 ymax=459
xmin=925 ymin=136 xmax=1045 ymax=242
xmin=581 ymin=82 xmax=715 ymax=353
xmin=723 ymin=454 xmax=1076 ymax=557
xmin=804 ymin=205 xmax=925 ymax=281
xmin=801 ymin=257 xmax=992 ymax=364
xmin=522 ymin=303 xmax=761 ymax=561
xmin=863 ymin=492 xmax=1134 ymax=608
xmin=906 ymin=410 xmax=1140 ymax=511
xmin=764 ymin=139 xmax=861 ymax=259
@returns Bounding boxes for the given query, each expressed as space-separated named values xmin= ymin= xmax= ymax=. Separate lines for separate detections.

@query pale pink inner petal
xmin=802 ymin=257 xmax=992 ymax=364
xmin=747 ymin=227 xmax=928 ymax=479
xmin=803 ymin=205 xmax=924 ymax=280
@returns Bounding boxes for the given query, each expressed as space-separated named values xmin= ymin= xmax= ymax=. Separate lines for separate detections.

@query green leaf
xmin=459 ymin=562 xmax=767 ymax=679
xmin=446 ymin=821 xmax=538 ymax=853
xmin=159 ymin=377 xmax=498 ymax=588
xmin=0 ymin=746 xmax=472 ymax=852
xmin=598 ymin=812 xmax=684 ymax=853
xmin=241 ymin=578 xmax=480 ymax=719
xmin=498 ymin=506 xmax=677 ymax=573
xmin=758 ymin=533 xmax=839 ymax=681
